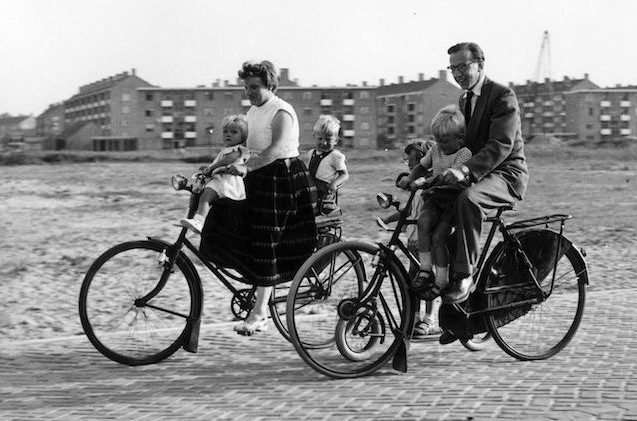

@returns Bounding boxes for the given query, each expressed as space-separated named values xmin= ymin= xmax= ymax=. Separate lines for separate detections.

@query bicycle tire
xmin=270 ymin=231 xmax=342 ymax=343
xmin=484 ymin=230 xmax=587 ymax=360
xmin=286 ymin=241 xmax=413 ymax=379
xmin=79 ymin=240 xmax=201 ymax=365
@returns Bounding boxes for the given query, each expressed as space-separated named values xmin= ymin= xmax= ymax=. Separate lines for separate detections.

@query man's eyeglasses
xmin=447 ymin=61 xmax=479 ymax=73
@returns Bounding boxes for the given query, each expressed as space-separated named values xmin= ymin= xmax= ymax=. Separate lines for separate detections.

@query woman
xmin=201 ymin=60 xmax=318 ymax=334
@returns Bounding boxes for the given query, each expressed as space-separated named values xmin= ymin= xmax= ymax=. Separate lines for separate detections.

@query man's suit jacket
xmin=460 ymin=77 xmax=529 ymax=199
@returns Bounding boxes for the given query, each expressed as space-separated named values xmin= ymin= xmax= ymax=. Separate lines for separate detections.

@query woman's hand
xmin=217 ymin=150 xmax=241 ymax=166
xmin=328 ymin=180 xmax=339 ymax=192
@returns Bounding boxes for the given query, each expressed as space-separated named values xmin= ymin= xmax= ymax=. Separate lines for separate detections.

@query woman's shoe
xmin=234 ymin=317 xmax=269 ymax=336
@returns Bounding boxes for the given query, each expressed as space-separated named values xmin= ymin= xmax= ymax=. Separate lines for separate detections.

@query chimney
xmin=398 ymin=76 xmax=404 ymax=84
xmin=544 ymin=77 xmax=550 ymax=83
xmin=563 ymin=75 xmax=569 ymax=81
xmin=236 ymin=77 xmax=242 ymax=85
xmin=131 ymin=68 xmax=136 ymax=76
xmin=212 ymin=81 xmax=218 ymax=87
xmin=379 ymin=78 xmax=385 ymax=86
xmin=616 ymin=83 xmax=622 ymax=88
xmin=584 ymin=73 xmax=589 ymax=80
xmin=438 ymin=69 xmax=447 ymax=81
xmin=418 ymin=73 xmax=424 ymax=81
xmin=362 ymin=81 xmax=367 ymax=87
xmin=224 ymin=80 xmax=229 ymax=87
xmin=280 ymin=68 xmax=289 ymax=82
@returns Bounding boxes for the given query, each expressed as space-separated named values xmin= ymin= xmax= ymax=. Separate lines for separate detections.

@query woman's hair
xmin=221 ymin=114 xmax=248 ymax=142
xmin=430 ymin=105 xmax=465 ymax=140
xmin=313 ymin=115 xmax=341 ymax=137
xmin=237 ymin=60 xmax=279 ymax=92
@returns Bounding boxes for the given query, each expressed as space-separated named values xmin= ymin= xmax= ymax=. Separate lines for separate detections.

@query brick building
xmin=63 ymin=69 xmax=153 ymax=150
xmin=137 ymin=69 xmax=378 ymax=151
xmin=565 ymin=88 xmax=637 ymax=142
xmin=375 ymin=70 xmax=461 ymax=148
xmin=510 ymin=75 xmax=599 ymax=139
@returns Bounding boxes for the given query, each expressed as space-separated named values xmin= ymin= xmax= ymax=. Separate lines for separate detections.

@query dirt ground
xmin=0 ymin=145 xmax=635 ymax=342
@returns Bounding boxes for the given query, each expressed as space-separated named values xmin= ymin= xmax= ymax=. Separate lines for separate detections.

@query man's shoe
xmin=442 ymin=275 xmax=476 ymax=304
xmin=439 ymin=330 xmax=458 ymax=345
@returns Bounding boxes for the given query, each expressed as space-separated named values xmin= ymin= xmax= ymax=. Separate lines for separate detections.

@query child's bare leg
xmin=431 ymin=220 xmax=453 ymax=289
xmin=197 ymin=187 xmax=219 ymax=218
xmin=180 ymin=187 xmax=219 ymax=234
xmin=417 ymin=207 xmax=438 ymax=271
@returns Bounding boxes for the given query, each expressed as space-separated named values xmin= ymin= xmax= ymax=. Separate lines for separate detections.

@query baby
xmin=180 ymin=115 xmax=250 ymax=234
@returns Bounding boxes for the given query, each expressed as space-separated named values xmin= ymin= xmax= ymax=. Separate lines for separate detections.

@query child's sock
xmin=418 ymin=252 xmax=433 ymax=270
xmin=434 ymin=266 xmax=449 ymax=287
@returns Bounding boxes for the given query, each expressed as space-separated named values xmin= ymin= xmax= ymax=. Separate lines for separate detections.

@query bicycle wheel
xmin=79 ymin=240 xmax=200 ymax=365
xmin=485 ymin=230 xmax=587 ymax=360
xmin=286 ymin=241 xmax=413 ymax=379
xmin=269 ymin=231 xmax=342 ymax=343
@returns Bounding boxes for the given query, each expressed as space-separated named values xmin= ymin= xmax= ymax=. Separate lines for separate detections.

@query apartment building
xmin=137 ymin=69 xmax=378 ymax=150
xmin=375 ymin=70 xmax=461 ymax=148
xmin=510 ymin=75 xmax=599 ymax=139
xmin=62 ymin=69 xmax=153 ymax=151
xmin=36 ymin=102 xmax=65 ymax=149
xmin=565 ymin=88 xmax=637 ymax=142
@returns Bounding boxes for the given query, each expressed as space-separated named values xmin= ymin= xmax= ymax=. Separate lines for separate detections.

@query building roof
xmin=376 ymin=78 xmax=439 ymax=96
xmin=67 ymin=71 xmax=154 ymax=100
xmin=511 ymin=76 xmax=599 ymax=95
xmin=0 ymin=114 xmax=31 ymax=127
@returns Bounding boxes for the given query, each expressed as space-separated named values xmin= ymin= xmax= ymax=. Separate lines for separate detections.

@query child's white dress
xmin=205 ymin=145 xmax=250 ymax=200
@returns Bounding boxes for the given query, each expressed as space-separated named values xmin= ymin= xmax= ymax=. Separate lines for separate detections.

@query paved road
xmin=1 ymin=288 xmax=636 ymax=420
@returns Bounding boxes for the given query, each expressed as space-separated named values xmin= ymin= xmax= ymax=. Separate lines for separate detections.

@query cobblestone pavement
xmin=1 ymin=288 xmax=636 ymax=420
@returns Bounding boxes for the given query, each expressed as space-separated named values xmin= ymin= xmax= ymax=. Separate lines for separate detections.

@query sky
xmin=1 ymin=0 xmax=632 ymax=116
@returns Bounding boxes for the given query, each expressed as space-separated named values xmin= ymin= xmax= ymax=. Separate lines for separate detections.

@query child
xmin=180 ymin=115 xmax=250 ymax=234
xmin=377 ymin=138 xmax=443 ymax=337
xmin=307 ymin=115 xmax=349 ymax=215
xmin=398 ymin=105 xmax=472 ymax=302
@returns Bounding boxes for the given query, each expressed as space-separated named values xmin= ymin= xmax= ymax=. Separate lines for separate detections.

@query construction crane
xmin=534 ymin=30 xmax=552 ymax=82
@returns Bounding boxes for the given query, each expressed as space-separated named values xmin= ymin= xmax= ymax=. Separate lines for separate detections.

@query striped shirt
xmin=419 ymin=143 xmax=472 ymax=176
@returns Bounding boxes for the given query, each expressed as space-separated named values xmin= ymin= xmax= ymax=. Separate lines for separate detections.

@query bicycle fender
xmin=146 ymin=237 xmax=205 ymax=315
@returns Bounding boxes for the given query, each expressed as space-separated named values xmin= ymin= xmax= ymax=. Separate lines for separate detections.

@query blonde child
xmin=399 ymin=105 xmax=472 ymax=302
xmin=307 ymin=115 xmax=349 ymax=215
xmin=180 ymin=115 xmax=250 ymax=234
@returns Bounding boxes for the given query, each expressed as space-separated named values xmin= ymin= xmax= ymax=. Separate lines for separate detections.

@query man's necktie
xmin=464 ymin=90 xmax=474 ymax=126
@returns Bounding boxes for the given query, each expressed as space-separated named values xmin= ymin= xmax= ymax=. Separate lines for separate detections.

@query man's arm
xmin=465 ymin=89 xmax=519 ymax=181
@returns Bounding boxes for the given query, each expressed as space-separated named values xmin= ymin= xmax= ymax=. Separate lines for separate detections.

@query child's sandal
xmin=412 ymin=269 xmax=435 ymax=291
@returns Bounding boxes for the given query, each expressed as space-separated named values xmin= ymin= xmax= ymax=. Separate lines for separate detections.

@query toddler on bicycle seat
xmin=179 ymin=115 xmax=250 ymax=234
xmin=307 ymin=115 xmax=349 ymax=216
xmin=398 ymin=105 xmax=472 ymax=301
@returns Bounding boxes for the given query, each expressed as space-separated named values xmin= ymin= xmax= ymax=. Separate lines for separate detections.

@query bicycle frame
xmin=355 ymin=187 xmax=575 ymax=323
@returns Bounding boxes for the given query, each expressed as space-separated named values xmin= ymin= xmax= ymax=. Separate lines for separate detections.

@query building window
xmin=146 ymin=123 xmax=155 ymax=132
xmin=145 ymin=110 xmax=153 ymax=117
xmin=359 ymin=91 xmax=370 ymax=99
xmin=302 ymin=92 xmax=312 ymax=100
xmin=206 ymin=91 xmax=214 ymax=101
xmin=589 ymin=108 xmax=594 ymax=116
xmin=388 ymin=127 xmax=394 ymax=135
xmin=122 ymin=120 xmax=129 ymax=127
xmin=359 ymin=106 xmax=370 ymax=114
xmin=122 ymin=93 xmax=130 ymax=101
xmin=303 ymin=108 xmax=313 ymax=116
xmin=407 ymin=103 xmax=416 ymax=112
xmin=146 ymin=93 xmax=153 ymax=101
xmin=122 ymin=106 xmax=130 ymax=114
xmin=360 ymin=122 xmax=370 ymax=131
xmin=408 ymin=125 xmax=415 ymax=134
xmin=387 ymin=105 xmax=395 ymax=113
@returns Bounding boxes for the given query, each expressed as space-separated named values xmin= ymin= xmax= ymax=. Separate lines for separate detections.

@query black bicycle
xmin=285 ymin=184 xmax=588 ymax=379
xmin=78 ymin=173 xmax=342 ymax=366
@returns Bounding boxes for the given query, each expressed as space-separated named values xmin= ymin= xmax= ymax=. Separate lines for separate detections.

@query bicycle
xmin=285 ymin=184 xmax=588 ymax=379
xmin=78 ymin=173 xmax=343 ymax=366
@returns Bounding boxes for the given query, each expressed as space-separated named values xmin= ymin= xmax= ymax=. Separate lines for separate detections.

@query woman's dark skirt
xmin=200 ymin=157 xmax=318 ymax=286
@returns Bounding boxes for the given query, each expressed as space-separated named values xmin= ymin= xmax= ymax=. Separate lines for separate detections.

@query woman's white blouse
xmin=246 ymin=95 xmax=299 ymax=158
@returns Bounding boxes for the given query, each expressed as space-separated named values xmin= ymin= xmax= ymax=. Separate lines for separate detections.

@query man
xmin=439 ymin=42 xmax=529 ymax=305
